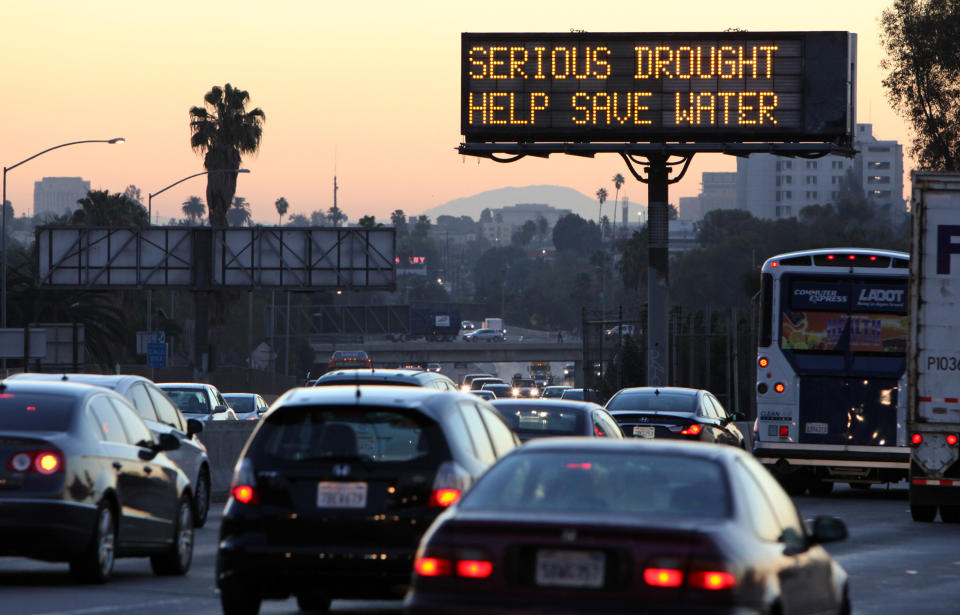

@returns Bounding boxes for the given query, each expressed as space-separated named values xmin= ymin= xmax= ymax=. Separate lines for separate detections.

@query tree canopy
xmin=69 ymin=190 xmax=148 ymax=227
xmin=881 ymin=0 xmax=960 ymax=170
xmin=189 ymin=84 xmax=264 ymax=226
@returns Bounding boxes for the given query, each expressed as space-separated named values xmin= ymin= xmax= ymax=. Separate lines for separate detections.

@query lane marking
xmin=31 ymin=598 xmax=190 ymax=615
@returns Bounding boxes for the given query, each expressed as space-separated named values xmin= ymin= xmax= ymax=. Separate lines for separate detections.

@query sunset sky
xmin=2 ymin=0 xmax=908 ymax=224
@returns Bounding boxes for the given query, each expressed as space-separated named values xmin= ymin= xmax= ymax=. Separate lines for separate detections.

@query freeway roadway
xmin=2 ymin=484 xmax=958 ymax=615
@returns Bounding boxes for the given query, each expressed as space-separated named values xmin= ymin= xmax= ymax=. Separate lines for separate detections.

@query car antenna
xmin=355 ymin=368 xmax=361 ymax=402
xmin=61 ymin=374 xmax=69 ymax=381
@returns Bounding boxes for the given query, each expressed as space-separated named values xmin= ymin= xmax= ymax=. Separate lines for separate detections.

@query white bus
xmin=753 ymin=247 xmax=910 ymax=495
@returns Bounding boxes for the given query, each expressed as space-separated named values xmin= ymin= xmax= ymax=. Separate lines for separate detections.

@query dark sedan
xmin=406 ymin=439 xmax=850 ymax=615
xmin=606 ymin=386 xmax=745 ymax=447
xmin=0 ymin=380 xmax=194 ymax=583
xmin=481 ymin=383 xmax=513 ymax=399
xmin=490 ymin=399 xmax=624 ymax=442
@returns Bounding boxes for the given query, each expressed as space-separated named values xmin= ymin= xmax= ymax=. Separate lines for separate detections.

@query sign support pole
xmin=645 ymin=155 xmax=670 ymax=387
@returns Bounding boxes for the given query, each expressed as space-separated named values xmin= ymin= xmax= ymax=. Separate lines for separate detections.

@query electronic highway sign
xmin=461 ymin=32 xmax=855 ymax=143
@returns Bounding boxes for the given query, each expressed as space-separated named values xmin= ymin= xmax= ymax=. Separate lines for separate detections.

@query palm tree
xmin=226 ymin=196 xmax=252 ymax=227
xmin=596 ymin=187 xmax=608 ymax=234
xmin=182 ymin=196 xmax=205 ymax=225
xmin=189 ymin=84 xmax=265 ymax=227
xmin=71 ymin=190 xmax=148 ymax=227
xmin=612 ymin=173 xmax=625 ymax=238
xmin=275 ymin=197 xmax=289 ymax=225
xmin=328 ymin=205 xmax=346 ymax=227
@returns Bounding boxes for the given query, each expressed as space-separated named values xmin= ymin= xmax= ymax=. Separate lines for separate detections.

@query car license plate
xmin=633 ymin=426 xmax=655 ymax=438
xmin=805 ymin=422 xmax=829 ymax=434
xmin=535 ymin=550 xmax=605 ymax=588
xmin=317 ymin=481 xmax=367 ymax=508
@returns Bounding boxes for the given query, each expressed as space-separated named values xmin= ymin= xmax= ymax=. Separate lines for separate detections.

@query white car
xmin=158 ymin=382 xmax=239 ymax=422
xmin=223 ymin=393 xmax=269 ymax=421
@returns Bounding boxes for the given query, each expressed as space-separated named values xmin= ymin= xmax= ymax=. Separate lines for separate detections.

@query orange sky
xmin=1 ymin=1 xmax=908 ymax=224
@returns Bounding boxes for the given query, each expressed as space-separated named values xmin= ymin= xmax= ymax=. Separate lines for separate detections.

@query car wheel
xmin=940 ymin=505 xmax=960 ymax=523
xmin=910 ymin=502 xmax=937 ymax=522
xmin=150 ymin=496 xmax=194 ymax=576
xmin=70 ymin=500 xmax=116 ymax=584
xmin=297 ymin=593 xmax=332 ymax=612
xmin=839 ymin=585 xmax=851 ymax=615
xmin=193 ymin=467 xmax=211 ymax=528
xmin=221 ymin=582 xmax=262 ymax=615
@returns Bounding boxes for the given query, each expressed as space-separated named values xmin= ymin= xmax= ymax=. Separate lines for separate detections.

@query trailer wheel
xmin=939 ymin=505 xmax=960 ymax=523
xmin=910 ymin=502 xmax=937 ymax=522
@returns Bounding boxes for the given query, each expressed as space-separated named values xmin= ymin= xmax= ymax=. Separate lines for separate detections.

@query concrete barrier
xmin=197 ymin=421 xmax=258 ymax=502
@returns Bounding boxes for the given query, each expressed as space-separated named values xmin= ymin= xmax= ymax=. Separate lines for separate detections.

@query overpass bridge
xmin=311 ymin=341 xmax=583 ymax=366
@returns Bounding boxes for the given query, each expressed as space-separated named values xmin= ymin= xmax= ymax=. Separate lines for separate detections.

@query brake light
xmin=232 ymin=485 xmax=258 ymax=504
xmin=770 ymin=261 xmax=778 ymax=268
xmin=689 ymin=570 xmax=736 ymax=590
xmin=644 ymin=568 xmax=683 ymax=587
xmin=230 ymin=458 xmax=258 ymax=505
xmin=948 ymin=434 xmax=958 ymax=446
xmin=7 ymin=450 xmax=63 ymax=474
xmin=680 ymin=424 xmax=702 ymax=436
xmin=774 ymin=383 xmax=785 ymax=393
xmin=430 ymin=488 xmax=461 ymax=508
xmin=827 ymin=254 xmax=835 ymax=260
xmin=911 ymin=433 xmax=923 ymax=445
xmin=430 ymin=460 xmax=471 ymax=508
xmin=414 ymin=557 xmax=452 ymax=577
xmin=457 ymin=560 xmax=493 ymax=578
xmin=779 ymin=425 xmax=789 ymax=437
xmin=566 ymin=462 xmax=592 ymax=469
xmin=758 ymin=357 xmax=769 ymax=368
xmin=848 ymin=254 xmax=856 ymax=261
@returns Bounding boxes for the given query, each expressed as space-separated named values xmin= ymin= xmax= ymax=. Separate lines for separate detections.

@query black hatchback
xmin=216 ymin=385 xmax=519 ymax=614
xmin=606 ymin=386 xmax=745 ymax=447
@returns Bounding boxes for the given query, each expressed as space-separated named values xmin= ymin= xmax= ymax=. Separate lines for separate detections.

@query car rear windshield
xmin=225 ymin=396 xmax=254 ymax=413
xmin=247 ymin=405 xmax=442 ymax=464
xmin=492 ymin=403 xmax=585 ymax=436
xmin=332 ymin=351 xmax=368 ymax=360
xmin=606 ymin=391 xmax=697 ymax=412
xmin=162 ymin=389 xmax=211 ymax=414
xmin=0 ymin=392 xmax=77 ymax=431
xmin=461 ymin=451 xmax=731 ymax=518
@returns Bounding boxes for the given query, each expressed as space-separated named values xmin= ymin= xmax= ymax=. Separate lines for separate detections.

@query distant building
xmin=669 ymin=220 xmax=698 ymax=256
xmin=34 ymin=177 xmax=90 ymax=220
xmin=678 ymin=196 xmax=700 ymax=221
xmin=735 ymin=123 xmax=904 ymax=220
xmin=479 ymin=220 xmax=513 ymax=243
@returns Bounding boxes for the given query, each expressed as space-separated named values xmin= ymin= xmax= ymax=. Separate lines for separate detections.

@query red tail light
xmin=680 ymin=424 xmax=702 ymax=436
xmin=430 ymin=488 xmax=461 ymax=508
xmin=774 ymin=383 xmax=785 ymax=393
xmin=7 ymin=450 xmax=63 ymax=474
xmin=456 ymin=560 xmax=493 ymax=578
xmin=414 ymin=557 xmax=452 ymax=577
xmin=947 ymin=434 xmax=958 ymax=446
xmin=232 ymin=485 xmax=258 ymax=505
xmin=689 ymin=571 xmax=736 ymax=590
xmin=644 ymin=568 xmax=684 ymax=587
xmin=758 ymin=357 xmax=769 ymax=368
xmin=911 ymin=433 xmax=923 ymax=445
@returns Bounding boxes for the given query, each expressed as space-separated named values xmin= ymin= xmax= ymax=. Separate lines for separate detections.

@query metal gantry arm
xmin=147 ymin=168 xmax=250 ymax=222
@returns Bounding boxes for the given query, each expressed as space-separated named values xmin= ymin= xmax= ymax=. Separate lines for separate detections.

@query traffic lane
xmin=796 ymin=483 xmax=960 ymax=615
xmin=0 ymin=507 xmax=403 ymax=615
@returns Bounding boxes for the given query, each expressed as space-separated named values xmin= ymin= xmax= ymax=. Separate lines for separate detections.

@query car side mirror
xmin=186 ymin=418 xmax=204 ymax=436
xmin=213 ymin=404 xmax=228 ymax=414
xmin=732 ymin=411 xmax=746 ymax=421
xmin=809 ymin=515 xmax=848 ymax=544
xmin=156 ymin=432 xmax=181 ymax=452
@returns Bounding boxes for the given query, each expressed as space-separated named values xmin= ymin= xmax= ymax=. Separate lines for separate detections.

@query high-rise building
xmin=735 ymin=123 xmax=904 ymax=220
xmin=33 ymin=177 xmax=90 ymax=219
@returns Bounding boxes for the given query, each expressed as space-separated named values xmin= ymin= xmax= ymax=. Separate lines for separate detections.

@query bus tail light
xmin=911 ymin=433 xmax=923 ymax=445
xmin=758 ymin=357 xmax=769 ymax=368
xmin=774 ymin=383 xmax=785 ymax=393
xmin=947 ymin=434 xmax=958 ymax=446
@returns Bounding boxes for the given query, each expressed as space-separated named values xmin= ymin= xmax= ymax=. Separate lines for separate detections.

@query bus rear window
xmin=759 ymin=273 xmax=773 ymax=347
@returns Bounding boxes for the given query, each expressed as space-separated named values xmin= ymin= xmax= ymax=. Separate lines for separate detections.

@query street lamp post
xmin=147 ymin=168 xmax=251 ymax=224
xmin=2 ymin=137 xmax=125 ymax=330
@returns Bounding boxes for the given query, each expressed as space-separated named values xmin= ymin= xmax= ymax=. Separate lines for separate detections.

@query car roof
xmin=6 ymin=372 xmax=151 ymax=390
xmin=612 ymin=386 xmax=701 ymax=396
xmin=514 ymin=436 xmax=736 ymax=461
xmin=313 ymin=369 xmax=448 ymax=385
xmin=492 ymin=398 xmax=602 ymax=411
xmin=223 ymin=392 xmax=258 ymax=397
xmin=272 ymin=385 xmax=471 ymax=420
xmin=157 ymin=382 xmax=214 ymax=390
